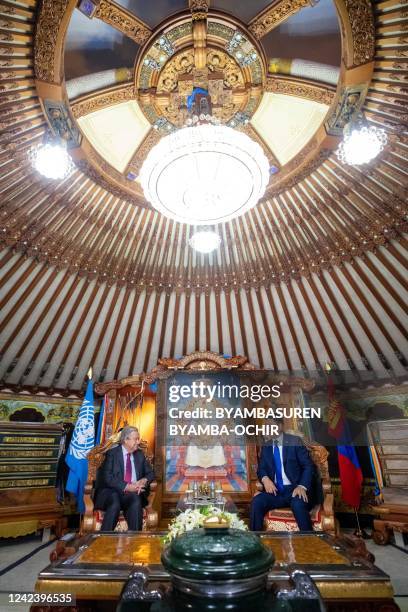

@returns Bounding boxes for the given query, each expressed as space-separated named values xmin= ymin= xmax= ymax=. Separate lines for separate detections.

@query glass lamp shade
xmin=188 ymin=230 xmax=221 ymax=253
xmin=139 ymin=124 xmax=269 ymax=225
xmin=29 ymin=139 xmax=74 ymax=179
xmin=336 ymin=123 xmax=387 ymax=166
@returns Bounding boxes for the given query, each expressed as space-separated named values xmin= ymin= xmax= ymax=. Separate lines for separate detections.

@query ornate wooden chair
xmin=82 ymin=433 xmax=158 ymax=533
xmin=253 ymin=438 xmax=337 ymax=535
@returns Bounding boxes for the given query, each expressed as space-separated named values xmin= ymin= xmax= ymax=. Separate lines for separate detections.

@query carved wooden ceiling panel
xmin=0 ymin=0 xmax=407 ymax=393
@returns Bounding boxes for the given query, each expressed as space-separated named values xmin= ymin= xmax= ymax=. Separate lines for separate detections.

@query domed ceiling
xmin=0 ymin=0 xmax=407 ymax=394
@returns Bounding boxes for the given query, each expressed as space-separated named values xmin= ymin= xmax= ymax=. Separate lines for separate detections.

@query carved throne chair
xmin=253 ymin=438 xmax=337 ymax=534
xmin=82 ymin=432 xmax=158 ymax=533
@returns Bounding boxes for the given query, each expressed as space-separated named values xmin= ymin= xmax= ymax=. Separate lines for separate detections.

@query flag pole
xmin=353 ymin=507 xmax=369 ymax=539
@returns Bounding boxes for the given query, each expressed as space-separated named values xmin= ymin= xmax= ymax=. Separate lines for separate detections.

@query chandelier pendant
xmin=139 ymin=89 xmax=269 ymax=225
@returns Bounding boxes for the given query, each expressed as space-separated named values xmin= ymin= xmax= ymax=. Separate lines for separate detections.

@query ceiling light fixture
xmin=140 ymin=89 xmax=269 ymax=225
xmin=189 ymin=230 xmax=221 ymax=254
xmin=336 ymin=113 xmax=387 ymax=166
xmin=29 ymin=135 xmax=74 ymax=180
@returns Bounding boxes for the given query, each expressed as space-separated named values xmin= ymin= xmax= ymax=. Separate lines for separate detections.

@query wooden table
xmin=32 ymin=531 xmax=398 ymax=612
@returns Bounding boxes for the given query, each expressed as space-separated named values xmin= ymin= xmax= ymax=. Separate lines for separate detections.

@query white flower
xmin=163 ymin=505 xmax=247 ymax=544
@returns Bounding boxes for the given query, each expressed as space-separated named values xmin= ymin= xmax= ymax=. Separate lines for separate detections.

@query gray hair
xmin=119 ymin=426 xmax=139 ymax=444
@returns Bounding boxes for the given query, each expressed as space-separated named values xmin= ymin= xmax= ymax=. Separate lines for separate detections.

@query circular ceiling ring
xmin=33 ymin=0 xmax=375 ymax=210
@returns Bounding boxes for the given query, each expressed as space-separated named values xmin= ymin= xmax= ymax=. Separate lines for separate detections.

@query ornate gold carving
xmin=0 ymin=450 xmax=54 ymax=458
xmin=157 ymin=51 xmax=195 ymax=93
xmin=34 ymin=0 xmax=70 ymax=83
xmin=126 ymin=129 xmax=162 ymax=176
xmin=344 ymin=0 xmax=375 ymax=66
xmin=265 ymin=76 xmax=335 ymax=106
xmin=157 ymin=352 xmax=255 ymax=371
xmin=238 ymin=123 xmax=279 ymax=167
xmin=207 ymin=49 xmax=244 ymax=88
xmin=189 ymin=0 xmax=210 ymax=12
xmin=0 ymin=464 xmax=52 ymax=472
xmin=249 ymin=0 xmax=313 ymax=39
xmin=325 ymin=85 xmax=366 ymax=136
xmin=3 ymin=436 xmax=55 ymax=444
xmin=154 ymin=48 xmax=244 ymax=125
xmin=0 ymin=478 xmax=51 ymax=488
xmin=71 ymin=84 xmax=136 ymax=118
xmin=94 ymin=0 xmax=151 ymax=45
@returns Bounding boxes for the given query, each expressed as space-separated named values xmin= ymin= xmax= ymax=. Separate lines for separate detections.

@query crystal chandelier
xmin=189 ymin=230 xmax=221 ymax=254
xmin=29 ymin=135 xmax=74 ymax=179
xmin=139 ymin=90 xmax=269 ymax=225
xmin=336 ymin=113 xmax=387 ymax=166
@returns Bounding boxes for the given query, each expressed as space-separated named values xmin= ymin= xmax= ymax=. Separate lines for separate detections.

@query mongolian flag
xmin=327 ymin=379 xmax=363 ymax=508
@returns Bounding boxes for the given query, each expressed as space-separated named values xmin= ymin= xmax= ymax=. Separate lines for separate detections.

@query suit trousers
xmin=95 ymin=487 xmax=143 ymax=531
xmin=250 ymin=484 xmax=312 ymax=531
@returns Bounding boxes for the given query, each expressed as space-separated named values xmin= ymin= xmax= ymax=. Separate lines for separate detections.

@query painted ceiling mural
xmin=0 ymin=0 xmax=406 ymax=393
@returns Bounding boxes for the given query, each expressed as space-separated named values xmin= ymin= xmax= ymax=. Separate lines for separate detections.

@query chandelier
xmin=189 ymin=230 xmax=221 ymax=254
xmin=336 ymin=113 xmax=387 ymax=166
xmin=139 ymin=90 xmax=269 ymax=225
xmin=29 ymin=135 xmax=74 ymax=179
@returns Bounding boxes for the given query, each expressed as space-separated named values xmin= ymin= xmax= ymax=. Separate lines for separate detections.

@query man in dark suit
xmin=250 ymin=419 xmax=320 ymax=531
xmin=94 ymin=426 xmax=155 ymax=531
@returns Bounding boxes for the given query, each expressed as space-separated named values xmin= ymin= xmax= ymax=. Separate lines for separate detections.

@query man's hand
xmin=262 ymin=476 xmax=277 ymax=495
xmin=124 ymin=478 xmax=147 ymax=494
xmin=134 ymin=478 xmax=147 ymax=493
xmin=292 ymin=485 xmax=308 ymax=502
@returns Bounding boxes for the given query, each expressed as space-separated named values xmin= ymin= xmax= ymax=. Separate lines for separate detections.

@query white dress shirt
xmin=121 ymin=445 xmax=137 ymax=482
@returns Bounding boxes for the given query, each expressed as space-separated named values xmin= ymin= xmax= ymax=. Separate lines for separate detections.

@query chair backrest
xmin=304 ymin=440 xmax=331 ymax=493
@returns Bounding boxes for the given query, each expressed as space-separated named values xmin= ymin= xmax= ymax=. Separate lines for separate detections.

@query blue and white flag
xmin=66 ymin=378 xmax=95 ymax=513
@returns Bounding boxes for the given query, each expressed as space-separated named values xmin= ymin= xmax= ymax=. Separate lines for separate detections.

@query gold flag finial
xmin=87 ymin=366 xmax=93 ymax=380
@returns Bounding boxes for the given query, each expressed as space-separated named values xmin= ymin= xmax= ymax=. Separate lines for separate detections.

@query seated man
xmin=250 ymin=418 xmax=320 ymax=531
xmin=94 ymin=425 xmax=155 ymax=531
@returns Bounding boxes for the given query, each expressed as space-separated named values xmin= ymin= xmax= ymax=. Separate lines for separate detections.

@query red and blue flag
xmin=327 ymin=379 xmax=363 ymax=508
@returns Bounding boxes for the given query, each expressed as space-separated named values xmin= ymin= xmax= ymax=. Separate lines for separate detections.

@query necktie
xmin=125 ymin=453 xmax=132 ymax=484
xmin=273 ymin=441 xmax=284 ymax=492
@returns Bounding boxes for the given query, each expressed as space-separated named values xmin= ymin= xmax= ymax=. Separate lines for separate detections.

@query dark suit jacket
xmin=95 ymin=445 xmax=155 ymax=508
xmin=257 ymin=433 xmax=323 ymax=505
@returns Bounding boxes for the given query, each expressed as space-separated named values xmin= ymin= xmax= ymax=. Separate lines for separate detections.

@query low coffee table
xmin=32 ymin=531 xmax=398 ymax=612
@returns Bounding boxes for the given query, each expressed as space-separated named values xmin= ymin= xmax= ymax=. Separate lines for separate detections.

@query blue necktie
xmin=273 ymin=440 xmax=284 ymax=492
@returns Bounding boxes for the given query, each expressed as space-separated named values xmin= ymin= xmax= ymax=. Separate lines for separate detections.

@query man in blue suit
xmin=250 ymin=419 xmax=317 ymax=531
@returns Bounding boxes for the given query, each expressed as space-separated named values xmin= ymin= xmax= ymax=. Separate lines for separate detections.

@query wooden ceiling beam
xmin=182 ymin=293 xmax=191 ymax=357
xmin=316 ymin=272 xmax=371 ymax=370
xmin=114 ymin=290 xmax=140 ymax=380
xmin=45 ymin=281 xmax=99 ymax=388
xmin=128 ymin=291 xmax=151 ymax=376
xmin=254 ymin=288 xmax=278 ymax=371
xmin=92 ymin=0 xmax=151 ymax=45
xmin=143 ymin=291 xmax=161 ymax=372
xmin=246 ymin=289 xmax=264 ymax=369
xmin=3 ymin=267 xmax=63 ymax=362
xmin=265 ymin=286 xmax=292 ymax=371
xmin=249 ymin=0 xmax=315 ymax=39
xmin=224 ymin=290 xmax=237 ymax=357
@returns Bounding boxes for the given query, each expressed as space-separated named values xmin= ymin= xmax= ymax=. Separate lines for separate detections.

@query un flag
xmin=65 ymin=379 xmax=95 ymax=513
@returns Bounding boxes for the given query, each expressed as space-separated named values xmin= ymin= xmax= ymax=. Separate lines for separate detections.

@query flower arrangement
xmin=163 ymin=505 xmax=247 ymax=544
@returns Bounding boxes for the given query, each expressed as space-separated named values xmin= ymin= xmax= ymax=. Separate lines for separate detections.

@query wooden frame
xmin=95 ymin=351 xmax=315 ymax=525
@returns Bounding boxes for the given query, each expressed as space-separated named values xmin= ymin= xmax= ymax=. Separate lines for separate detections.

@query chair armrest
xmin=146 ymin=481 xmax=157 ymax=509
xmin=255 ymin=481 xmax=263 ymax=492
xmin=323 ymin=492 xmax=334 ymax=515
